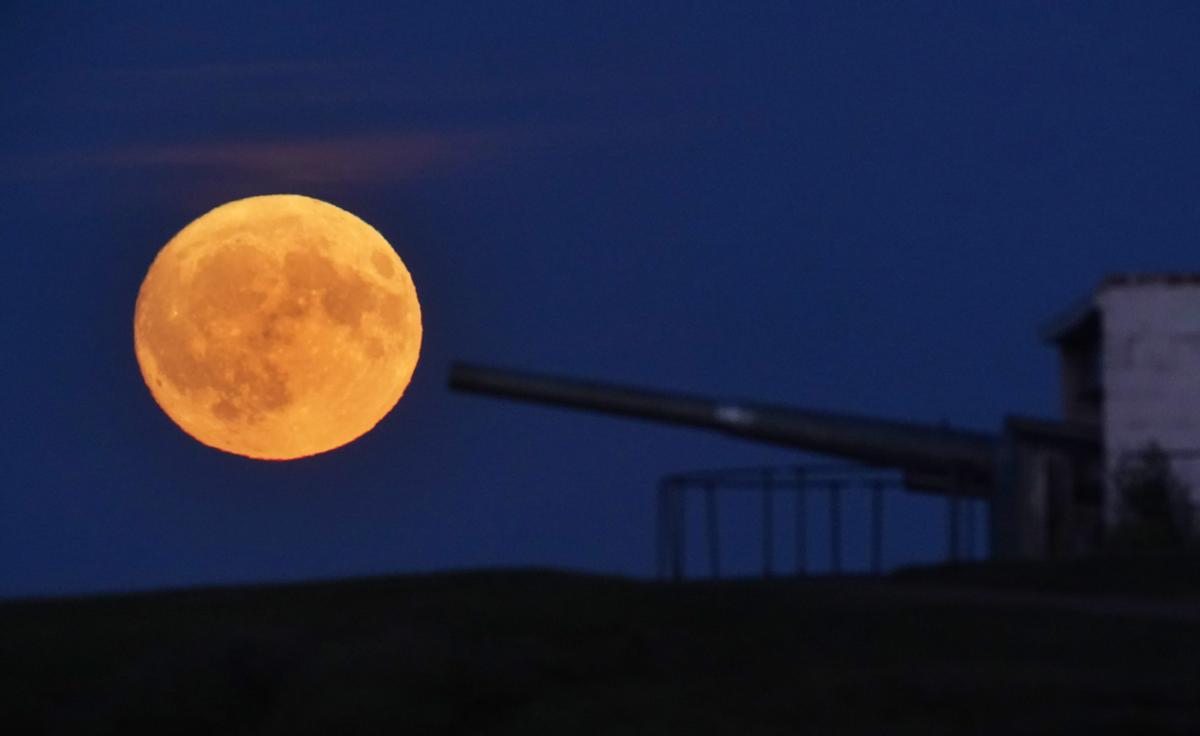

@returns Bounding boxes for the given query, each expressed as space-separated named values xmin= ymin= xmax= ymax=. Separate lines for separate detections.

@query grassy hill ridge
xmin=3 ymin=562 xmax=1199 ymax=734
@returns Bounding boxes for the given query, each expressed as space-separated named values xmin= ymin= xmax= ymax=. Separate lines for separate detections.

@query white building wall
xmin=1098 ymin=283 xmax=1200 ymax=527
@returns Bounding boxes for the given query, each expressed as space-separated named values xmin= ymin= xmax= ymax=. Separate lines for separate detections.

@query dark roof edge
xmin=1101 ymin=273 xmax=1200 ymax=289
xmin=1038 ymin=293 xmax=1098 ymax=344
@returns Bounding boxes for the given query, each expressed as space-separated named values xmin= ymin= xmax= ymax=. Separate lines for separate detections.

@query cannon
xmin=449 ymin=362 xmax=998 ymax=498
xmin=449 ymin=362 xmax=1104 ymax=558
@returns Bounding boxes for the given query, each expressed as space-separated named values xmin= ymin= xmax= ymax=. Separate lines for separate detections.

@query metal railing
xmin=655 ymin=463 xmax=983 ymax=581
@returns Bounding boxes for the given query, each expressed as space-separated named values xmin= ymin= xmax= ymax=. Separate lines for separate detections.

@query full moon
xmin=134 ymin=194 xmax=422 ymax=460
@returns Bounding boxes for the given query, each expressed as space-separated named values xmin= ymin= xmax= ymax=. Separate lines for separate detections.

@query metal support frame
xmin=657 ymin=463 xmax=980 ymax=582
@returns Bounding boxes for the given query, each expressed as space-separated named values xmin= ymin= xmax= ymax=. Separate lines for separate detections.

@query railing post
xmin=964 ymin=497 xmax=976 ymax=562
xmin=656 ymin=480 xmax=666 ymax=581
xmin=946 ymin=465 xmax=963 ymax=564
xmin=870 ymin=480 xmax=884 ymax=574
xmin=947 ymin=495 xmax=961 ymax=564
xmin=794 ymin=466 xmax=807 ymax=576
xmin=705 ymin=481 xmax=720 ymax=579
xmin=672 ymin=481 xmax=686 ymax=582
xmin=829 ymin=480 xmax=842 ymax=575
xmin=762 ymin=468 xmax=774 ymax=579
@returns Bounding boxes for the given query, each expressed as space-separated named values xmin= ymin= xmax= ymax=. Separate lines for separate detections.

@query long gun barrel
xmin=449 ymin=362 xmax=997 ymax=492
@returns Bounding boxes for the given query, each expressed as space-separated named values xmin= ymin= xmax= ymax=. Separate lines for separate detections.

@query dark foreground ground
xmin=3 ymin=556 xmax=1199 ymax=735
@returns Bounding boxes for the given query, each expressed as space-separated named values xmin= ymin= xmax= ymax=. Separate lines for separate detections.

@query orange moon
xmin=133 ymin=194 xmax=422 ymax=460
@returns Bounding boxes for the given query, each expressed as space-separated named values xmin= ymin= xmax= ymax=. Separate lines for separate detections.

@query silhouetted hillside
xmin=894 ymin=551 xmax=1200 ymax=597
xmin=2 ymin=564 xmax=1198 ymax=734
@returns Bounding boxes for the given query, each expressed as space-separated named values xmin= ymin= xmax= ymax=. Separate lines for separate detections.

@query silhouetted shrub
xmin=1110 ymin=443 xmax=1195 ymax=549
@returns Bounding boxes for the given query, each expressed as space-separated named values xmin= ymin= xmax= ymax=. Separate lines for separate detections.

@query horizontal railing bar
xmin=663 ymin=463 xmax=901 ymax=485
xmin=666 ymin=479 xmax=907 ymax=492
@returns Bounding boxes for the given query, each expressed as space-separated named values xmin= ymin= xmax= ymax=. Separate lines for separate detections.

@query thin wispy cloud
xmin=5 ymin=58 xmax=742 ymax=187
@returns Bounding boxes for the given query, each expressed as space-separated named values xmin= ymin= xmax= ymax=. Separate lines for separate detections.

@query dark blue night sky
xmin=3 ymin=2 xmax=1199 ymax=596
